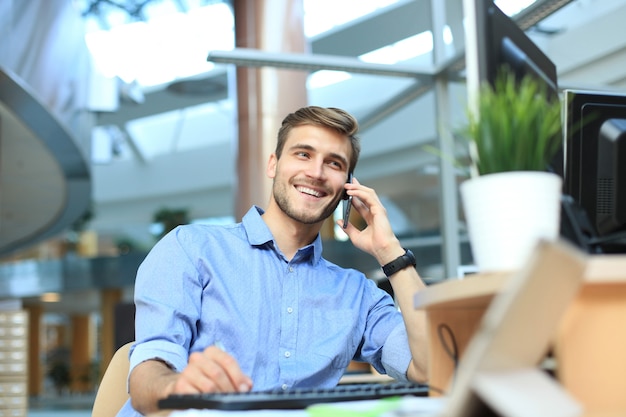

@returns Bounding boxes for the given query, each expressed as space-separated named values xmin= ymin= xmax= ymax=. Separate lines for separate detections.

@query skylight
xmin=84 ymin=2 xmax=234 ymax=87
xmin=303 ymin=0 xmax=399 ymax=37
xmin=495 ymin=0 xmax=538 ymax=16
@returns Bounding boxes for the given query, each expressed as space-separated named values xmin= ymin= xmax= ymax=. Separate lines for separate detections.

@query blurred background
xmin=1 ymin=0 xmax=625 ymax=413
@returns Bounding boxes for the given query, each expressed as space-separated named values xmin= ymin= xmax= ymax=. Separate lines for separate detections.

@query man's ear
xmin=266 ymin=153 xmax=278 ymax=179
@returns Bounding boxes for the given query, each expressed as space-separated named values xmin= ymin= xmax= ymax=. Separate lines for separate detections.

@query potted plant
xmin=459 ymin=69 xmax=564 ymax=272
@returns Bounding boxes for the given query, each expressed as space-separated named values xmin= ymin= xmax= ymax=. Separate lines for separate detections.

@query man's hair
xmin=275 ymin=106 xmax=361 ymax=174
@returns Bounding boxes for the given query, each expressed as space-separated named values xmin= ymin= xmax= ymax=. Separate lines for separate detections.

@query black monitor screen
xmin=563 ymin=89 xmax=626 ymax=252
xmin=465 ymin=0 xmax=558 ymax=104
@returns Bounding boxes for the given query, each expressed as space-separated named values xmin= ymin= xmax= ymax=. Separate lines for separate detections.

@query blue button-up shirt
xmin=117 ymin=206 xmax=412 ymax=416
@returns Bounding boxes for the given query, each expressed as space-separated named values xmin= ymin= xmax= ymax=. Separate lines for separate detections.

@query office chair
xmin=92 ymin=341 xmax=133 ymax=417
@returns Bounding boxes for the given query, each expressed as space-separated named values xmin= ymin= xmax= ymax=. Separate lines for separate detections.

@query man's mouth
xmin=295 ymin=186 xmax=327 ymax=198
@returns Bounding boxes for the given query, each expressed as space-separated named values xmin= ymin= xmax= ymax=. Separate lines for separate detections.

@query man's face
xmin=267 ymin=125 xmax=352 ymax=225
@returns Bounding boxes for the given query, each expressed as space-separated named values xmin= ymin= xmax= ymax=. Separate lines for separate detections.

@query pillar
xmin=232 ymin=0 xmax=308 ymax=220
xmin=25 ymin=304 xmax=42 ymax=396
xmin=100 ymin=289 xmax=122 ymax=376
xmin=70 ymin=314 xmax=92 ymax=392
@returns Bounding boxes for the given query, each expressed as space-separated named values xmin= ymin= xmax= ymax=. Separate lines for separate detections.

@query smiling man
xmin=118 ymin=106 xmax=429 ymax=417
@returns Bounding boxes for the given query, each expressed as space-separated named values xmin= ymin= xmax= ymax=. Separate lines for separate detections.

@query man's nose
xmin=305 ymin=160 xmax=325 ymax=179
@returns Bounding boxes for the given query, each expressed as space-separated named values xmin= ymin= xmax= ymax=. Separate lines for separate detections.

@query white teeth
xmin=297 ymin=186 xmax=322 ymax=197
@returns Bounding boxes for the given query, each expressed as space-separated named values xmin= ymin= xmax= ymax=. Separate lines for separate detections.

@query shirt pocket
xmin=309 ymin=309 xmax=359 ymax=370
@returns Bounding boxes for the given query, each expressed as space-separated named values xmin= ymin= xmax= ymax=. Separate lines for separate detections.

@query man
xmin=118 ymin=106 xmax=428 ymax=416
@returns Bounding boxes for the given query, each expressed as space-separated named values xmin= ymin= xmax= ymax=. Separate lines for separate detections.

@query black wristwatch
xmin=381 ymin=249 xmax=416 ymax=277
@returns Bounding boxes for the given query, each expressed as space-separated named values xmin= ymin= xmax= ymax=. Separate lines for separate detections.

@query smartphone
xmin=342 ymin=173 xmax=353 ymax=229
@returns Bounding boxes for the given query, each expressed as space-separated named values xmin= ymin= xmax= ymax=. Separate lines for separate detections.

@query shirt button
xmin=289 ymin=267 xmax=294 ymax=272
xmin=287 ymin=307 xmax=293 ymax=314
xmin=284 ymin=351 xmax=291 ymax=358
xmin=281 ymin=384 xmax=288 ymax=391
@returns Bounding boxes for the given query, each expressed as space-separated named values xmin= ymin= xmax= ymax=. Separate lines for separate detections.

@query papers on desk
xmin=167 ymin=396 xmax=445 ymax=417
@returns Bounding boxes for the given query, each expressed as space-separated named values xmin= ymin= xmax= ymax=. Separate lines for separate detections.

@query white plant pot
xmin=460 ymin=171 xmax=562 ymax=272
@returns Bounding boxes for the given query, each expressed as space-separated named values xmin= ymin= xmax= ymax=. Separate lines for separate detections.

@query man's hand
xmin=129 ymin=345 xmax=253 ymax=414
xmin=338 ymin=177 xmax=405 ymax=266
xmin=172 ymin=345 xmax=253 ymax=394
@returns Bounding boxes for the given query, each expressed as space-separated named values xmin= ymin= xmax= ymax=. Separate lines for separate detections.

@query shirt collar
xmin=242 ymin=206 xmax=323 ymax=265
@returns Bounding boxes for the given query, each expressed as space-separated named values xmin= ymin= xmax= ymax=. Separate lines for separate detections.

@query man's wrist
xmin=376 ymin=240 xmax=405 ymax=266
xmin=381 ymin=248 xmax=416 ymax=277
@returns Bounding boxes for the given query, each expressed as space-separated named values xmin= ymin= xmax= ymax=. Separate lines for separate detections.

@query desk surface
xmin=413 ymin=272 xmax=509 ymax=310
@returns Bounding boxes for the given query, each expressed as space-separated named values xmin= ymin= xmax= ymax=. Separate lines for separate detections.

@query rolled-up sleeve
xmin=381 ymin=322 xmax=412 ymax=382
xmin=356 ymin=279 xmax=412 ymax=382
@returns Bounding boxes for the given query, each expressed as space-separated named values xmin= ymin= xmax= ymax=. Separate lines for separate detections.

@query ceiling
xmin=0 ymin=69 xmax=87 ymax=252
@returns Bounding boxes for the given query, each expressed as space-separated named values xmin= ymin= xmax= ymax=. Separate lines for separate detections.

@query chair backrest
xmin=92 ymin=341 xmax=133 ymax=417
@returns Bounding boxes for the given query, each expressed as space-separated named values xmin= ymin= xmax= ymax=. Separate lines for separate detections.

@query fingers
xmin=173 ymin=346 xmax=253 ymax=395
xmin=343 ymin=177 xmax=381 ymax=221
xmin=340 ymin=177 xmax=398 ymax=255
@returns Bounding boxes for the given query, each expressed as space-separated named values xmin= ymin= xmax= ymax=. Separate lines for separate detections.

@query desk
xmin=413 ymin=271 xmax=509 ymax=395
xmin=414 ymin=254 xmax=626 ymax=414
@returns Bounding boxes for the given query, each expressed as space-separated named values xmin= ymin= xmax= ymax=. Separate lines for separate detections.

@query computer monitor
xmin=562 ymin=89 xmax=626 ymax=252
xmin=464 ymin=0 xmax=559 ymax=110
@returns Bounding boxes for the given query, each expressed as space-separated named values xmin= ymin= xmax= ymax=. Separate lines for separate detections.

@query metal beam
xmin=207 ymin=48 xmax=435 ymax=80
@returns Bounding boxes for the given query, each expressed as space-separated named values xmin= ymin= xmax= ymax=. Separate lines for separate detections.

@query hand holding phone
xmin=342 ymin=173 xmax=353 ymax=229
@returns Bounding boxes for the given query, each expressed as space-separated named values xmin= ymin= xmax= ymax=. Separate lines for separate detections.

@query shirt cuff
xmin=129 ymin=340 xmax=189 ymax=375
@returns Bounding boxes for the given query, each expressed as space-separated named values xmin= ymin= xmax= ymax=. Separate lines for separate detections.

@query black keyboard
xmin=158 ymin=381 xmax=429 ymax=410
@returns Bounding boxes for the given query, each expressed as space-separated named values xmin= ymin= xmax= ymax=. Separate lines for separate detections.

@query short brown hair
xmin=275 ymin=106 xmax=360 ymax=174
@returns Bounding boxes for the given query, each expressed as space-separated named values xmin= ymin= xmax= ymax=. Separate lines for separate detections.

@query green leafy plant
xmin=462 ymin=69 xmax=563 ymax=177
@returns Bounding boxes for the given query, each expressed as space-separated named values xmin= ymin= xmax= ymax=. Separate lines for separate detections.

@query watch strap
xmin=381 ymin=249 xmax=416 ymax=277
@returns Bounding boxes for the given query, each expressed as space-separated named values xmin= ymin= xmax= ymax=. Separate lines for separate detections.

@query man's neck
xmin=261 ymin=205 xmax=322 ymax=261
